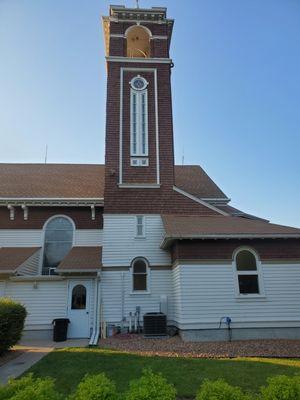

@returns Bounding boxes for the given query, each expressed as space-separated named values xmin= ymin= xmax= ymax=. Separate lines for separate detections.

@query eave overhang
xmin=0 ymin=198 xmax=104 ymax=207
xmin=161 ymin=234 xmax=300 ymax=250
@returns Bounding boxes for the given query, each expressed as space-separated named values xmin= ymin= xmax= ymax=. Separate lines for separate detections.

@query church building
xmin=1 ymin=5 xmax=300 ymax=342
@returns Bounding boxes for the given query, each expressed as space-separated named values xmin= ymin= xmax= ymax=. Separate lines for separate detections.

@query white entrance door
xmin=67 ymin=280 xmax=91 ymax=338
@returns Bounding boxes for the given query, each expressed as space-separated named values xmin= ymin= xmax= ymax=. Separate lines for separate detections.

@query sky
xmin=0 ymin=0 xmax=299 ymax=226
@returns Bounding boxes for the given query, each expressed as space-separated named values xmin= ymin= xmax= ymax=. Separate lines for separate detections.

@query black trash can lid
xmin=52 ymin=318 xmax=70 ymax=324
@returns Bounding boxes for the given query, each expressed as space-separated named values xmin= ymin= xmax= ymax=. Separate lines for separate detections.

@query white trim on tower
xmin=119 ymin=67 xmax=160 ymax=186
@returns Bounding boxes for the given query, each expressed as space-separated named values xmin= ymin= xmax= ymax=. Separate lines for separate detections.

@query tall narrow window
xmin=130 ymin=76 xmax=148 ymax=159
xmin=132 ymin=258 xmax=148 ymax=292
xmin=43 ymin=216 xmax=74 ymax=275
xmin=136 ymin=215 xmax=145 ymax=237
xmin=234 ymin=249 xmax=262 ymax=295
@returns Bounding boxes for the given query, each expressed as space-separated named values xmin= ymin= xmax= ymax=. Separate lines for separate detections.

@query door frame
xmin=67 ymin=279 xmax=92 ymax=338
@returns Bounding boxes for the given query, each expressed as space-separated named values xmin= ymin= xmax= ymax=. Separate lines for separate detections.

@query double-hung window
xmin=132 ymin=258 xmax=148 ymax=292
xmin=136 ymin=215 xmax=145 ymax=238
xmin=234 ymin=249 xmax=263 ymax=296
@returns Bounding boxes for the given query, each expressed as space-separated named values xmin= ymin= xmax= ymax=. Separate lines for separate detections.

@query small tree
xmin=0 ymin=374 xmax=62 ymax=400
xmin=70 ymin=373 xmax=118 ymax=400
xmin=125 ymin=369 xmax=176 ymax=400
xmin=196 ymin=379 xmax=252 ymax=400
xmin=260 ymin=375 xmax=300 ymax=400
xmin=0 ymin=298 xmax=27 ymax=354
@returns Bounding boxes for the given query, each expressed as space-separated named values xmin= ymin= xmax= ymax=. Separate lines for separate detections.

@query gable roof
xmin=161 ymin=215 xmax=300 ymax=248
xmin=57 ymin=246 xmax=102 ymax=272
xmin=0 ymin=163 xmax=228 ymax=201
xmin=0 ymin=247 xmax=40 ymax=274
xmin=174 ymin=165 xmax=228 ymax=201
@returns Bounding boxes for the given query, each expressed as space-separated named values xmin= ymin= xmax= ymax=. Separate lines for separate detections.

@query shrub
xmin=125 ymin=369 xmax=176 ymax=400
xmin=70 ymin=373 xmax=118 ymax=400
xmin=260 ymin=375 xmax=300 ymax=400
xmin=0 ymin=298 xmax=27 ymax=354
xmin=196 ymin=379 xmax=252 ymax=400
xmin=0 ymin=374 xmax=62 ymax=400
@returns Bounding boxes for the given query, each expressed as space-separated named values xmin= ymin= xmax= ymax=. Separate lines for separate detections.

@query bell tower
xmin=103 ymin=5 xmax=175 ymax=213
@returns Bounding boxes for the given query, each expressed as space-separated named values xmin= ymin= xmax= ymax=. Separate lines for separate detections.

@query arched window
xmin=132 ymin=257 xmax=149 ymax=292
xmin=234 ymin=248 xmax=263 ymax=295
xmin=71 ymin=284 xmax=86 ymax=309
xmin=130 ymin=76 xmax=149 ymax=161
xmin=126 ymin=25 xmax=151 ymax=58
xmin=43 ymin=216 xmax=74 ymax=275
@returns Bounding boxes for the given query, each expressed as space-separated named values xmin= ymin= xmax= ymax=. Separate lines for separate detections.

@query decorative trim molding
xmin=0 ymin=198 xmax=104 ymax=207
xmin=119 ymin=67 xmax=160 ymax=186
xmin=118 ymin=183 xmax=161 ymax=189
xmin=107 ymin=56 xmax=172 ymax=64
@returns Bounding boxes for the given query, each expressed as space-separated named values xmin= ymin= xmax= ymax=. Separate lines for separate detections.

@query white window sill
xmin=235 ymin=294 xmax=267 ymax=301
xmin=130 ymin=291 xmax=151 ymax=296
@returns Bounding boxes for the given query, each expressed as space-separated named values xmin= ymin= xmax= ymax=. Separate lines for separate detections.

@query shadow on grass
xmin=27 ymin=348 xmax=300 ymax=398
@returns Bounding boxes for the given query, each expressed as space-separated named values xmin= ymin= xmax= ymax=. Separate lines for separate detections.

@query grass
xmin=27 ymin=348 xmax=300 ymax=398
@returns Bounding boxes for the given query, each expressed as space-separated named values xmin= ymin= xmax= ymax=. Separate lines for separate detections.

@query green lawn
xmin=27 ymin=348 xmax=300 ymax=398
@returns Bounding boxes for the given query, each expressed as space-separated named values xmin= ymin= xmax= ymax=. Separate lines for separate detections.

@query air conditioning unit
xmin=143 ymin=312 xmax=167 ymax=337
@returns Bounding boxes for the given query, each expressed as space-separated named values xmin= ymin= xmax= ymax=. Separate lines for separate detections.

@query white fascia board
xmin=201 ymin=197 xmax=231 ymax=204
xmin=58 ymin=269 xmax=99 ymax=274
xmin=172 ymin=186 xmax=229 ymax=216
xmin=9 ymin=275 xmax=64 ymax=281
xmin=106 ymin=56 xmax=173 ymax=64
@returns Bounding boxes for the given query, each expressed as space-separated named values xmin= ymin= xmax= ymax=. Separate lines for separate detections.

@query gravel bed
xmin=99 ymin=334 xmax=300 ymax=359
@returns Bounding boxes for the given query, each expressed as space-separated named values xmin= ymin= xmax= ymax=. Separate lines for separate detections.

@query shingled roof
xmin=0 ymin=164 xmax=228 ymax=201
xmin=0 ymin=247 xmax=40 ymax=274
xmin=57 ymin=247 xmax=102 ymax=272
xmin=161 ymin=215 xmax=300 ymax=248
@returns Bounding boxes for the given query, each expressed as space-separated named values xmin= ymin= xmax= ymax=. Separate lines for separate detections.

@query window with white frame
xmin=136 ymin=215 xmax=145 ymax=237
xmin=42 ymin=216 xmax=74 ymax=275
xmin=130 ymin=76 xmax=148 ymax=158
xmin=132 ymin=258 xmax=148 ymax=292
xmin=234 ymin=249 xmax=262 ymax=295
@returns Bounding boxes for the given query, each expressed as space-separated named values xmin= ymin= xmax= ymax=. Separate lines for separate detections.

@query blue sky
xmin=0 ymin=0 xmax=299 ymax=226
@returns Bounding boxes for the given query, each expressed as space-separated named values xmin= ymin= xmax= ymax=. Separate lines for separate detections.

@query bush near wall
xmin=0 ymin=298 xmax=27 ymax=354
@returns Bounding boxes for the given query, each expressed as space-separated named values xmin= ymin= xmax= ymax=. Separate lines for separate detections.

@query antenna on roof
xmin=182 ymin=146 xmax=185 ymax=166
xmin=44 ymin=144 xmax=48 ymax=164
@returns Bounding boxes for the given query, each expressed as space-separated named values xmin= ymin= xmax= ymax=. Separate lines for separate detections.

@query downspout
xmin=89 ymin=272 xmax=101 ymax=346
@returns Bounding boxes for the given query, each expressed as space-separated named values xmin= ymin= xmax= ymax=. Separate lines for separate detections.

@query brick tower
xmin=103 ymin=5 xmax=177 ymax=213
xmin=102 ymin=5 xmax=217 ymax=216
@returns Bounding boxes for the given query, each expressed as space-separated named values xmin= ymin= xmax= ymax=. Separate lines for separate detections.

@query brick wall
xmin=0 ymin=207 xmax=103 ymax=229
xmin=171 ymin=239 xmax=300 ymax=262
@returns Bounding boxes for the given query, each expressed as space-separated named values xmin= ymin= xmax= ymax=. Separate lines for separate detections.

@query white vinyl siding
xmin=0 ymin=230 xmax=102 ymax=248
xmin=74 ymin=230 xmax=103 ymax=246
xmin=0 ymin=230 xmax=43 ymax=247
xmin=18 ymin=249 xmax=41 ymax=276
xmin=101 ymin=268 xmax=173 ymax=324
xmin=173 ymin=263 xmax=300 ymax=330
xmin=102 ymin=215 xmax=171 ymax=267
xmin=4 ymin=280 xmax=68 ymax=329
xmin=2 ymin=278 xmax=95 ymax=331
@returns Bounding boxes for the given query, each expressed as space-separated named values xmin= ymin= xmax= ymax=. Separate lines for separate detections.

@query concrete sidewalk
xmin=0 ymin=338 xmax=89 ymax=385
